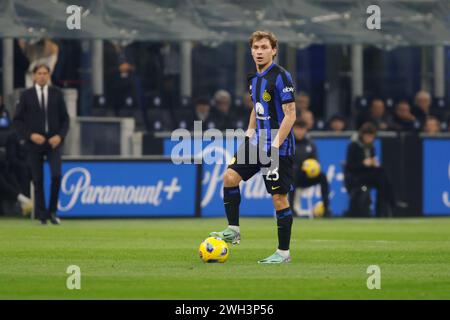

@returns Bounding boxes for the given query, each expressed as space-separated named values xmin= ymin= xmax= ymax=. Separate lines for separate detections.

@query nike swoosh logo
xmin=224 ymin=202 xmax=230 ymax=205
xmin=271 ymin=186 xmax=281 ymax=190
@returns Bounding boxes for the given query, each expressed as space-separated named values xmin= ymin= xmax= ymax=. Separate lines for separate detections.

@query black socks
xmin=276 ymin=207 xmax=293 ymax=250
xmin=223 ymin=186 xmax=241 ymax=226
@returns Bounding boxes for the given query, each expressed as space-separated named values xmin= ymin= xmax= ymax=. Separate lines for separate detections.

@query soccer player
xmin=210 ymin=31 xmax=297 ymax=264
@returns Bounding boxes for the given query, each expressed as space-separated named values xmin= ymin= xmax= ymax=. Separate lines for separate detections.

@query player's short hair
xmin=32 ymin=64 xmax=51 ymax=74
xmin=359 ymin=122 xmax=377 ymax=136
xmin=249 ymin=31 xmax=278 ymax=57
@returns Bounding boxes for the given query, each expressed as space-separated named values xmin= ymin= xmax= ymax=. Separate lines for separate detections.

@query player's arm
xmin=272 ymin=71 xmax=296 ymax=148
xmin=246 ymin=108 xmax=256 ymax=139
xmin=272 ymin=102 xmax=296 ymax=148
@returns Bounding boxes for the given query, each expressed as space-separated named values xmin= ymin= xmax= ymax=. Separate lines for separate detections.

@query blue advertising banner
xmin=165 ymin=137 xmax=273 ymax=217
xmin=45 ymin=161 xmax=198 ymax=217
xmin=164 ymin=137 xmax=381 ymax=217
xmin=423 ymin=139 xmax=450 ymax=215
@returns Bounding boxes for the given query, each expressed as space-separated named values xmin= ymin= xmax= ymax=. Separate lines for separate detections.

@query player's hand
xmin=48 ymin=135 xmax=62 ymax=149
xmin=30 ymin=133 xmax=46 ymax=145
xmin=268 ymin=145 xmax=280 ymax=171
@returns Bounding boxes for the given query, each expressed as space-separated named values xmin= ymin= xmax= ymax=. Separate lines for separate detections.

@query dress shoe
xmin=50 ymin=213 xmax=61 ymax=225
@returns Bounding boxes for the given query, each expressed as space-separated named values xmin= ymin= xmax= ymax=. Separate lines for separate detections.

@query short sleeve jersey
xmin=248 ymin=62 xmax=296 ymax=156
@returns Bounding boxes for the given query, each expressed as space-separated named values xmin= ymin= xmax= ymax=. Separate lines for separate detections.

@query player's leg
xmin=209 ymin=139 xmax=260 ymax=244
xmin=258 ymin=156 xmax=294 ymax=264
xmin=258 ymin=193 xmax=293 ymax=264
xmin=209 ymin=168 xmax=243 ymax=244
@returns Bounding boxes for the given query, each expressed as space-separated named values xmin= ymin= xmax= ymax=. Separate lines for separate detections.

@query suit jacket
xmin=345 ymin=140 xmax=375 ymax=174
xmin=13 ymin=86 xmax=69 ymax=142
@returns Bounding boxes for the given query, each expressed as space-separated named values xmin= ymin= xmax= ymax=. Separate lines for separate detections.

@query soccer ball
xmin=302 ymin=159 xmax=321 ymax=178
xmin=313 ymin=201 xmax=325 ymax=217
xmin=198 ymin=237 xmax=230 ymax=263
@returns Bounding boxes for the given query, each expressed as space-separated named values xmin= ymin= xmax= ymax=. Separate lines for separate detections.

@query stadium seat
xmin=173 ymin=108 xmax=194 ymax=130
xmin=384 ymin=97 xmax=395 ymax=109
xmin=433 ymin=97 xmax=446 ymax=109
xmin=354 ymin=96 xmax=369 ymax=110
xmin=146 ymin=109 xmax=173 ymax=132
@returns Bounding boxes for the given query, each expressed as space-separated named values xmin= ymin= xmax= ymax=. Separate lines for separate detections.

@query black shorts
xmin=228 ymin=139 xmax=294 ymax=195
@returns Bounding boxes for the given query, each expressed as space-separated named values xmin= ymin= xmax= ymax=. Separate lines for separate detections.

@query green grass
xmin=0 ymin=217 xmax=450 ymax=299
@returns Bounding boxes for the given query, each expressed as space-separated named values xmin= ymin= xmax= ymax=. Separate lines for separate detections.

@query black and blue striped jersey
xmin=248 ymin=62 xmax=296 ymax=156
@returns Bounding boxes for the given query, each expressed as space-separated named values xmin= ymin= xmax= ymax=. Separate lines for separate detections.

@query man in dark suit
xmin=344 ymin=122 xmax=406 ymax=217
xmin=13 ymin=64 xmax=69 ymax=225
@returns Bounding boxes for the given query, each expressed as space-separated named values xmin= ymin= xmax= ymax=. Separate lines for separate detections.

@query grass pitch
xmin=0 ymin=217 xmax=449 ymax=299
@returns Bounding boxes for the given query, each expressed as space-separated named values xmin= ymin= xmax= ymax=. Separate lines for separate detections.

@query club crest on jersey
xmin=255 ymin=102 xmax=264 ymax=115
xmin=263 ymin=91 xmax=271 ymax=102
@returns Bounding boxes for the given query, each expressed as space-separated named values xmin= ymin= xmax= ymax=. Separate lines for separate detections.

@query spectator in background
xmin=356 ymin=99 xmax=390 ymax=130
xmin=326 ymin=114 xmax=347 ymax=132
xmin=0 ymin=101 xmax=30 ymax=197
xmin=236 ymin=92 xmax=253 ymax=121
xmin=232 ymin=93 xmax=253 ymax=130
xmin=0 ymin=96 xmax=33 ymax=216
xmin=391 ymin=100 xmax=418 ymax=132
xmin=104 ymin=41 xmax=148 ymax=129
xmin=423 ymin=116 xmax=441 ymax=135
xmin=300 ymin=110 xmax=315 ymax=130
xmin=213 ymin=90 xmax=236 ymax=130
xmin=160 ymin=42 xmax=180 ymax=111
xmin=344 ymin=123 xmax=404 ymax=217
xmin=0 ymin=155 xmax=33 ymax=217
xmin=194 ymin=98 xmax=219 ymax=130
xmin=291 ymin=120 xmax=330 ymax=217
xmin=295 ymin=92 xmax=310 ymax=117
xmin=412 ymin=90 xmax=441 ymax=129
xmin=18 ymin=39 xmax=59 ymax=88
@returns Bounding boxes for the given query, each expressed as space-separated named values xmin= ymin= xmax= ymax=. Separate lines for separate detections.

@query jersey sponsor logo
xmin=255 ymin=102 xmax=271 ymax=120
xmin=255 ymin=102 xmax=264 ymax=115
xmin=263 ymin=91 xmax=271 ymax=102
xmin=282 ymin=86 xmax=294 ymax=93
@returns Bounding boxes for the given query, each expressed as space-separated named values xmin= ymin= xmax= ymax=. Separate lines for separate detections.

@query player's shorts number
xmin=265 ymin=167 xmax=279 ymax=181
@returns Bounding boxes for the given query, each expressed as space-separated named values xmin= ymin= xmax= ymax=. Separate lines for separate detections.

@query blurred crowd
xmin=162 ymin=89 xmax=450 ymax=135
xmin=1 ymin=38 xmax=450 ymax=135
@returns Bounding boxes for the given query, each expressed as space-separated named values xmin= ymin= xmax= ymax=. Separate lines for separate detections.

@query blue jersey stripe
xmin=260 ymin=78 xmax=271 ymax=151
xmin=252 ymin=77 xmax=259 ymax=132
